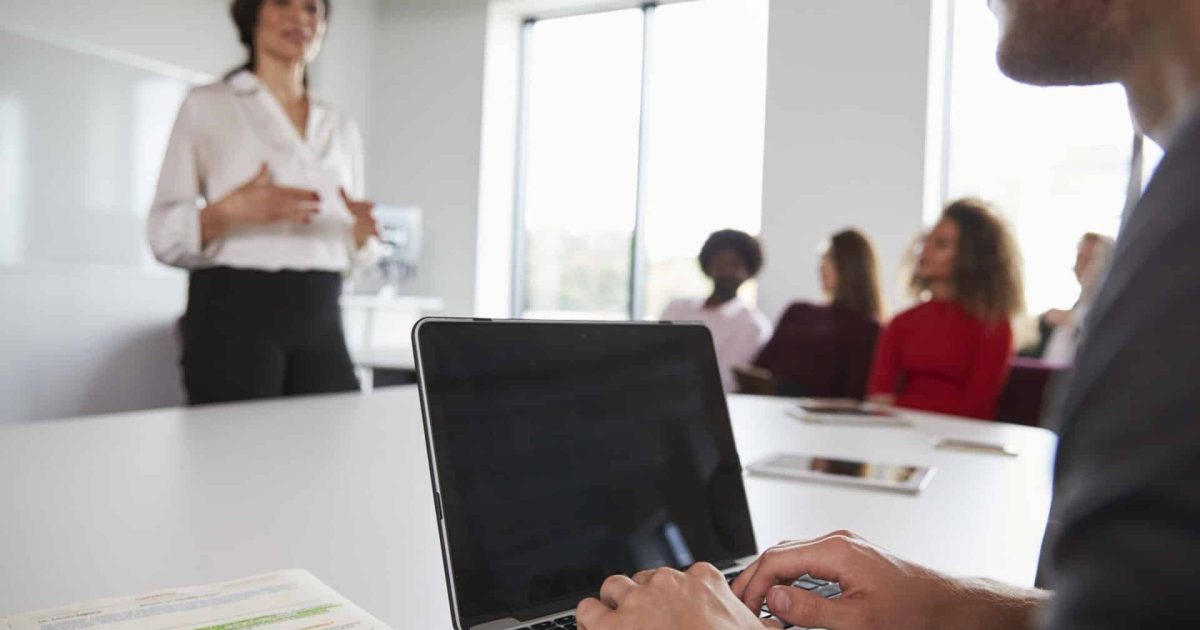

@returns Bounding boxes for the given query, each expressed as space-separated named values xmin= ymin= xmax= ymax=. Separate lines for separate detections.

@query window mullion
xmin=510 ymin=19 xmax=535 ymax=318
xmin=628 ymin=3 xmax=656 ymax=320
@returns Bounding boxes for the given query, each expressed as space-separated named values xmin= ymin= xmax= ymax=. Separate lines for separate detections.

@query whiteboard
xmin=0 ymin=24 xmax=198 ymax=269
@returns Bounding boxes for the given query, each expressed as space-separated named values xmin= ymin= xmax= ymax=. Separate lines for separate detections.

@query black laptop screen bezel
xmin=413 ymin=319 xmax=758 ymax=628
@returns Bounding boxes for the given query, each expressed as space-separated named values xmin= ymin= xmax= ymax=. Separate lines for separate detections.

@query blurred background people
xmin=1024 ymin=232 xmax=1115 ymax=365
xmin=746 ymin=229 xmax=883 ymax=398
xmin=661 ymin=229 xmax=772 ymax=393
xmin=867 ymin=199 xmax=1025 ymax=420
xmin=148 ymin=0 xmax=379 ymax=405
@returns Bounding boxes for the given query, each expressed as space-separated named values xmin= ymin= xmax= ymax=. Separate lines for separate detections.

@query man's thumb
xmin=767 ymin=585 xmax=846 ymax=629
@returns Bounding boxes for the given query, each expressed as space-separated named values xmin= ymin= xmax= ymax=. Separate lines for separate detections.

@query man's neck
xmin=1121 ymin=5 xmax=1200 ymax=147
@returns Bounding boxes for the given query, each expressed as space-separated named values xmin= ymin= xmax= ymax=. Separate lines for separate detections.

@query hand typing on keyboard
xmin=577 ymin=530 xmax=1047 ymax=629
xmin=575 ymin=562 xmax=781 ymax=630
xmin=729 ymin=530 xmax=1048 ymax=630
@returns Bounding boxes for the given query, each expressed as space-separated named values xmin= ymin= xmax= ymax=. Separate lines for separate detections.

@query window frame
xmin=509 ymin=2 xmax=664 ymax=320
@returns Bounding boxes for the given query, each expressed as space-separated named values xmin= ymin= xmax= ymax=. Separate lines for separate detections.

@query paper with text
xmin=3 ymin=570 xmax=390 ymax=630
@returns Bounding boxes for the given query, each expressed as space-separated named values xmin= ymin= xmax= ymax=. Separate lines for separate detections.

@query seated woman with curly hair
xmin=867 ymin=199 xmax=1025 ymax=420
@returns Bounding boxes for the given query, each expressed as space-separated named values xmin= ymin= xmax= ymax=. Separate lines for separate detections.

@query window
xmin=514 ymin=0 xmax=769 ymax=320
xmin=941 ymin=1 xmax=1162 ymax=316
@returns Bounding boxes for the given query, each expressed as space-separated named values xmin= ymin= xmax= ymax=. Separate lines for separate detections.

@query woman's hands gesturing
xmin=201 ymin=163 xmax=321 ymax=246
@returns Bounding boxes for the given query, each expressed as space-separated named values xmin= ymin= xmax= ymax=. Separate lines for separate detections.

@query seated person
xmin=1025 ymin=232 xmax=1114 ymax=365
xmin=749 ymin=229 xmax=883 ymax=399
xmin=661 ymin=229 xmax=772 ymax=393
xmin=867 ymin=199 xmax=1024 ymax=420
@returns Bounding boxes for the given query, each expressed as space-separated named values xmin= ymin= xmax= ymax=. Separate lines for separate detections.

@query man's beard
xmin=994 ymin=0 xmax=1128 ymax=87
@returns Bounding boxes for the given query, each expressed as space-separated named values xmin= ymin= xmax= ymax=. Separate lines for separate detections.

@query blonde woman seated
xmin=1030 ymin=232 xmax=1114 ymax=365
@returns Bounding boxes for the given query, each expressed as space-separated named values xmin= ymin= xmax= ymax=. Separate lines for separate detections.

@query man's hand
xmin=731 ymin=531 xmax=1048 ymax=630
xmin=576 ymin=563 xmax=776 ymax=630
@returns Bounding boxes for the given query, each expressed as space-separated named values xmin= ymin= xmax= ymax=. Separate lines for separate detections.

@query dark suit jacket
xmin=1039 ymin=112 xmax=1200 ymax=627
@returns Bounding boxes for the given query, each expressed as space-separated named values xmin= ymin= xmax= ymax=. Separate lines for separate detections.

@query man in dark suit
xmin=575 ymin=0 xmax=1200 ymax=627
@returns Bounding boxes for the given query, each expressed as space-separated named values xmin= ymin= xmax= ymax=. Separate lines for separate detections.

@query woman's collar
xmin=227 ymin=69 xmax=326 ymax=108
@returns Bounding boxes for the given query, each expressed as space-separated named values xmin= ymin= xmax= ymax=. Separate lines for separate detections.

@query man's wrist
xmin=935 ymin=577 xmax=1049 ymax=630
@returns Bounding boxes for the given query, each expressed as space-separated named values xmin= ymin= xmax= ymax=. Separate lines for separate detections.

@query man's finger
xmin=732 ymin=533 xmax=845 ymax=600
xmin=598 ymin=574 xmax=637 ymax=609
xmin=730 ymin=557 xmax=764 ymax=599
xmin=575 ymin=597 xmax=613 ymax=630
xmin=740 ymin=537 xmax=856 ymax=613
xmin=631 ymin=569 xmax=655 ymax=585
xmin=766 ymin=585 xmax=852 ymax=630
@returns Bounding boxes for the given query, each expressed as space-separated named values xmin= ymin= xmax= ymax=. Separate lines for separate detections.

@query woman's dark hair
xmin=911 ymin=198 xmax=1025 ymax=322
xmin=226 ymin=0 xmax=330 ymax=83
xmin=827 ymin=229 xmax=884 ymax=320
xmin=698 ymin=229 xmax=764 ymax=277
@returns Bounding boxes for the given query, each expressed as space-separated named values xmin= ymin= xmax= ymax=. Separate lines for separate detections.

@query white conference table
xmin=0 ymin=389 xmax=1056 ymax=626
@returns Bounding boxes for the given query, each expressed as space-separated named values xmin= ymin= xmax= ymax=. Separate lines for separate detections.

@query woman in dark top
xmin=751 ymin=229 xmax=884 ymax=398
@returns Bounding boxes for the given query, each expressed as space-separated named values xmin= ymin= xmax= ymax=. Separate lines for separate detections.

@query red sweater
xmin=867 ymin=300 xmax=1012 ymax=420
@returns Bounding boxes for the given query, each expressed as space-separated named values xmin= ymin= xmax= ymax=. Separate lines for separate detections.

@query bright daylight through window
xmin=942 ymin=0 xmax=1162 ymax=316
xmin=515 ymin=0 xmax=769 ymax=320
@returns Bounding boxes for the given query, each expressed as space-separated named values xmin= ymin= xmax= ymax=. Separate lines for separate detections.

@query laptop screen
xmin=415 ymin=320 xmax=757 ymax=627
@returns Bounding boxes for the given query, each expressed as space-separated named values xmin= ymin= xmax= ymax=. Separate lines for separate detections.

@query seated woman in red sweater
xmin=867 ymin=199 xmax=1025 ymax=420
xmin=752 ymin=229 xmax=883 ymax=399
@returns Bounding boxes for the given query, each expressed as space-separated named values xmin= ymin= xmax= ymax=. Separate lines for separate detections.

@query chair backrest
xmin=995 ymin=357 xmax=1067 ymax=426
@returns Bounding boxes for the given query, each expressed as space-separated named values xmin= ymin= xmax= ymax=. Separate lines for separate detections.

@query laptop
xmin=413 ymin=318 xmax=839 ymax=630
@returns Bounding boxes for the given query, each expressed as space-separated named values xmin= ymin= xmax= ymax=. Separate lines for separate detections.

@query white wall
xmin=0 ymin=0 xmax=240 ymax=78
xmin=757 ymin=0 xmax=935 ymax=321
xmin=0 ymin=266 xmax=189 ymax=423
xmin=313 ymin=0 xmax=380 ymax=140
xmin=0 ymin=0 xmax=374 ymax=124
xmin=368 ymin=0 xmax=491 ymax=317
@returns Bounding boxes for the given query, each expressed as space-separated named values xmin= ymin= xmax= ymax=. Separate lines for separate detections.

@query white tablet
xmin=787 ymin=399 xmax=913 ymax=428
xmin=747 ymin=453 xmax=935 ymax=494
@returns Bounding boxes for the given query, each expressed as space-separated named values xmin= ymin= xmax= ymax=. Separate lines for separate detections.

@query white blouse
xmin=148 ymin=70 xmax=376 ymax=273
xmin=660 ymin=297 xmax=773 ymax=393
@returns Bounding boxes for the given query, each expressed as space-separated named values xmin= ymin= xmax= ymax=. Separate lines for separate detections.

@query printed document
xmin=2 ymin=570 xmax=390 ymax=630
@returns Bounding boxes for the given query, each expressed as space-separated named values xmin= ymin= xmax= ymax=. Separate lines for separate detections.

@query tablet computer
xmin=788 ymin=399 xmax=912 ymax=427
xmin=746 ymin=453 xmax=935 ymax=494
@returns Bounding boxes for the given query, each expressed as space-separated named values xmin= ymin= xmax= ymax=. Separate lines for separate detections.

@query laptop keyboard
xmin=512 ymin=615 xmax=576 ymax=630
xmin=509 ymin=573 xmax=841 ymax=629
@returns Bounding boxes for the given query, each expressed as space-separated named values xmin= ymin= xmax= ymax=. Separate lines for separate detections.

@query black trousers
xmin=182 ymin=266 xmax=360 ymax=405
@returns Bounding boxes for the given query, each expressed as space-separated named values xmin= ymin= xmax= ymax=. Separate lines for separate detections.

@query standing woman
xmin=148 ymin=0 xmax=379 ymax=404
xmin=867 ymin=199 xmax=1024 ymax=420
